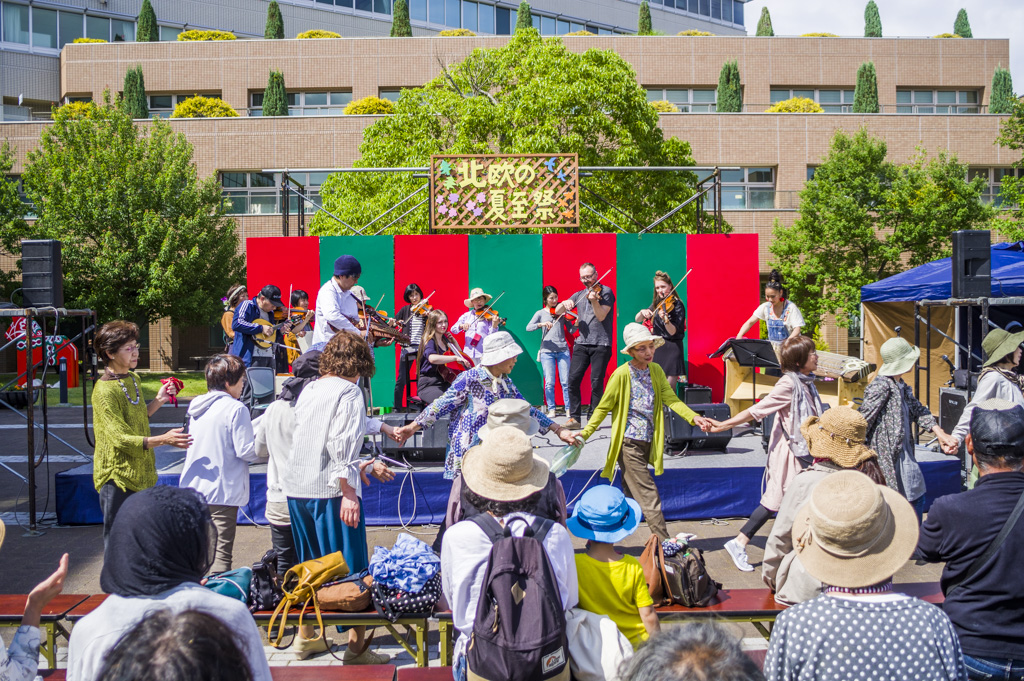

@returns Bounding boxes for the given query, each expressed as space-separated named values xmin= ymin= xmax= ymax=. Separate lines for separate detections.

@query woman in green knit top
xmin=92 ymin=321 xmax=191 ymax=543
xmin=567 ymin=323 xmax=713 ymax=540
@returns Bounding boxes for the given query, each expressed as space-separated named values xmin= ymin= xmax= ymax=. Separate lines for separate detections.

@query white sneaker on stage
xmin=724 ymin=538 xmax=754 ymax=572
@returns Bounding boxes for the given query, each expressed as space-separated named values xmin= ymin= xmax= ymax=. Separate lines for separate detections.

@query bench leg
xmin=383 ymin=622 xmax=428 ymax=667
xmin=40 ymin=623 xmax=56 ymax=669
xmin=752 ymin=621 xmax=773 ymax=640
xmin=438 ymin=620 xmax=453 ymax=667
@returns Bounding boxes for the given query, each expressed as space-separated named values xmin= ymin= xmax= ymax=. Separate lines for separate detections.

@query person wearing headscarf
xmin=66 ymin=486 xmax=271 ymax=681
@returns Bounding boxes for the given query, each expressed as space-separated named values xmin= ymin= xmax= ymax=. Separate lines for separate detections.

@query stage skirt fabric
xmin=654 ymin=339 xmax=685 ymax=377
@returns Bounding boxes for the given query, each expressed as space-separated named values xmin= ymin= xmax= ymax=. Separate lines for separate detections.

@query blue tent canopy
xmin=861 ymin=242 xmax=1024 ymax=303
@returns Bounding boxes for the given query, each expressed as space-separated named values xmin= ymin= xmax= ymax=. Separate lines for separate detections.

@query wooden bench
xmin=0 ymin=594 xmax=88 ymax=668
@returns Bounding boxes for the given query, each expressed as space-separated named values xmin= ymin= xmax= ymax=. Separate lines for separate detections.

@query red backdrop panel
xmin=686 ymin=234 xmax=760 ymax=402
xmin=245 ymin=236 xmax=322 ymax=310
xmin=394 ymin=235 xmax=469 ymax=396
xmin=542 ymin=233 xmax=618 ymax=406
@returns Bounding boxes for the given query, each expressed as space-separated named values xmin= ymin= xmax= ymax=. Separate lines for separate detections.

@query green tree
xmin=756 ymin=7 xmax=774 ymax=36
xmin=638 ymin=1 xmax=653 ymax=35
xmin=312 ymin=31 xmax=700 ymax=236
xmin=515 ymin=2 xmax=533 ymax=32
xmin=122 ymin=66 xmax=149 ymax=119
xmin=954 ymin=8 xmax=972 ymax=38
xmin=265 ymin=1 xmax=284 ymax=39
xmin=262 ymin=70 xmax=288 ymax=116
xmin=715 ymin=60 xmax=742 ymax=112
xmin=12 ymin=96 xmax=244 ymax=325
xmin=852 ymin=61 xmax=879 ymax=113
xmin=0 ymin=144 xmax=27 ymax=296
xmin=391 ymin=0 xmax=413 ymax=37
xmin=994 ymin=99 xmax=1024 ymax=240
xmin=770 ymin=128 xmax=995 ymax=331
xmin=990 ymin=67 xmax=1014 ymax=115
xmin=136 ymin=0 xmax=158 ymax=42
xmin=864 ymin=0 xmax=882 ymax=37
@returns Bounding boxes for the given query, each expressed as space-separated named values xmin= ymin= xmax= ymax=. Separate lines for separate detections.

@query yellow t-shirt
xmin=574 ymin=552 xmax=654 ymax=648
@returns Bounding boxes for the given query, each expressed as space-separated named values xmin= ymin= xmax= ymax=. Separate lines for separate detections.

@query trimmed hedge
xmin=677 ymin=29 xmax=713 ymax=36
xmin=765 ymin=97 xmax=824 ymax=113
xmin=343 ymin=96 xmax=395 ymax=115
xmin=73 ymin=37 xmax=106 ymax=43
xmin=169 ymin=95 xmax=239 ymax=118
xmin=56 ymin=101 xmax=99 ymax=119
xmin=177 ymin=29 xmax=236 ymax=41
xmin=801 ymin=32 xmax=838 ymax=37
xmin=297 ymin=29 xmax=342 ymax=39
xmin=933 ymin=33 xmax=962 ymax=38
xmin=565 ymin=30 xmax=594 ymax=36
xmin=649 ymin=100 xmax=679 ymax=113
xmin=439 ymin=28 xmax=476 ymax=36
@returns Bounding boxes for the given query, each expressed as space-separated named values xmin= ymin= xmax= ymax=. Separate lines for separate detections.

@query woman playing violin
xmin=417 ymin=310 xmax=471 ymax=405
xmin=527 ymin=285 xmax=576 ymax=417
xmin=394 ymin=284 xmax=427 ymax=409
xmin=635 ymin=271 xmax=686 ymax=390
xmin=451 ymin=287 xmax=502 ymax=364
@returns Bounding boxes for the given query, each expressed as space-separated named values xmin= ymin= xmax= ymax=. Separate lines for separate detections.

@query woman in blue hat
xmin=568 ymin=485 xmax=660 ymax=649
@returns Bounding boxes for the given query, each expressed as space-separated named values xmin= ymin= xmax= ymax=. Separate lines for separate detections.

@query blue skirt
xmin=286 ymin=496 xmax=369 ymax=573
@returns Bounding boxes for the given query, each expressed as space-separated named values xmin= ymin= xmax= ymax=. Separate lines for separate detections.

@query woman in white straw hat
xmin=763 ymin=470 xmax=967 ymax=681
xmin=451 ymin=287 xmax=502 ymax=364
xmin=859 ymin=336 xmax=956 ymax=521
xmin=567 ymin=323 xmax=714 ymax=541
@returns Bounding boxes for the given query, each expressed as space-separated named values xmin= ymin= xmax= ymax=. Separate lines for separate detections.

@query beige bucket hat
xmin=478 ymin=398 xmax=540 ymax=439
xmin=464 ymin=287 xmax=493 ymax=307
xmin=621 ymin=322 xmax=665 ymax=355
xmin=350 ymin=285 xmax=370 ymax=302
xmin=461 ymin=426 xmax=550 ymax=502
xmin=877 ymin=337 xmax=920 ymax=377
xmin=800 ymin=407 xmax=877 ymax=468
xmin=480 ymin=331 xmax=523 ymax=366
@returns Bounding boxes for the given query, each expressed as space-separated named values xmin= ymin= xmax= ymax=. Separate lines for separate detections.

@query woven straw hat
xmin=878 ymin=337 xmax=920 ymax=377
xmin=461 ymin=426 xmax=550 ymax=502
xmin=982 ymin=328 xmax=1024 ymax=367
xmin=800 ymin=407 xmax=877 ymax=468
xmin=464 ymin=287 xmax=493 ymax=307
xmin=620 ymin=322 xmax=665 ymax=355
xmin=794 ymin=470 xmax=918 ymax=588
xmin=478 ymin=398 xmax=539 ymax=439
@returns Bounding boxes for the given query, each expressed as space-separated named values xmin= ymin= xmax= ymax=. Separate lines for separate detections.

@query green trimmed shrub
xmin=516 ymin=2 xmax=533 ymax=32
xmin=123 ymin=66 xmax=149 ymax=119
xmin=933 ymin=33 xmax=962 ymax=38
xmin=297 ymin=30 xmax=342 ymax=39
xmin=265 ymin=1 xmax=285 ymax=39
xmin=649 ymin=100 xmax=678 ymax=113
xmin=438 ymin=28 xmax=476 ymax=36
xmin=343 ymin=96 xmax=395 ymax=115
xmin=169 ymin=96 xmax=239 ymax=118
xmin=716 ymin=60 xmax=742 ymax=112
xmin=801 ymin=32 xmax=839 ymax=37
xmin=990 ymin=67 xmax=1015 ymax=115
xmin=954 ymin=8 xmax=972 ymax=38
xmin=765 ymin=97 xmax=824 ymax=113
xmin=565 ymin=30 xmax=594 ymax=36
xmin=852 ymin=61 xmax=879 ymax=113
xmin=177 ymin=30 xmax=236 ymax=41
xmin=756 ymin=7 xmax=773 ymax=36
xmin=73 ymin=37 xmax=106 ymax=43
xmin=391 ymin=0 xmax=413 ymax=36
xmin=137 ymin=0 xmax=158 ymax=42
xmin=262 ymin=71 xmax=288 ymax=117
xmin=678 ymin=29 xmax=713 ymax=36
xmin=638 ymin=1 xmax=653 ymax=35
xmin=864 ymin=0 xmax=882 ymax=37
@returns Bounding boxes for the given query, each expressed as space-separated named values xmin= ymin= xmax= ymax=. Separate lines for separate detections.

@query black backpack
xmin=466 ymin=514 xmax=570 ymax=681
xmin=249 ymin=549 xmax=284 ymax=613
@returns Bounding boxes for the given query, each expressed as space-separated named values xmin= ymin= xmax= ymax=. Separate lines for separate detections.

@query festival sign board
xmin=429 ymin=153 xmax=580 ymax=229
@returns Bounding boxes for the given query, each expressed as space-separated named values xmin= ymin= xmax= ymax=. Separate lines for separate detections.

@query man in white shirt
xmin=311 ymin=254 xmax=363 ymax=347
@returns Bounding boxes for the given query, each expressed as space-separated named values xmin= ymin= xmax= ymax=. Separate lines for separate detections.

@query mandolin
xmin=252 ymin=312 xmax=312 ymax=350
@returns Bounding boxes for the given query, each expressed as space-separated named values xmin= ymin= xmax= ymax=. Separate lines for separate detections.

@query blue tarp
xmin=861 ymin=242 xmax=1024 ymax=303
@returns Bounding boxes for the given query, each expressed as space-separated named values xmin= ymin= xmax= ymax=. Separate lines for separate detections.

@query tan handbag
xmin=317 ymin=572 xmax=374 ymax=612
xmin=267 ymin=551 xmax=350 ymax=647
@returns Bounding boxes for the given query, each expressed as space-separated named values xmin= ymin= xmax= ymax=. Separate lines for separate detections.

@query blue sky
xmin=743 ymin=0 xmax=1022 ymax=87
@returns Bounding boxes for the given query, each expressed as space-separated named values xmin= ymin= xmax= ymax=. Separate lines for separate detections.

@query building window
xmin=706 ymin=167 xmax=775 ymax=210
xmin=771 ymin=88 xmax=855 ymax=113
xmin=249 ymin=91 xmax=352 ymax=116
xmin=379 ymin=89 xmax=410 ymax=101
xmin=896 ymin=89 xmax=979 ymax=114
xmin=968 ymin=167 xmax=1018 ymax=206
xmin=220 ymin=171 xmax=329 ymax=215
xmin=159 ymin=25 xmax=182 ymax=40
xmin=148 ymin=94 xmax=214 ymax=118
xmin=58 ymin=11 xmax=82 ymax=47
xmin=646 ymin=88 xmax=716 ymax=112
xmin=2 ymin=3 xmax=29 ymax=45
xmin=2 ymin=5 xmax=133 ymax=52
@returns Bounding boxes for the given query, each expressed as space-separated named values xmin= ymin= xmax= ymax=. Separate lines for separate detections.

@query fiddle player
xmin=635 ymin=271 xmax=685 ymax=391
xmin=231 ymin=284 xmax=290 ymax=404
xmin=311 ymin=255 xmax=362 ymax=347
xmin=394 ymin=284 xmax=427 ymax=409
xmin=556 ymin=263 xmax=616 ymax=429
xmin=451 ymin=287 xmax=501 ymax=364
xmin=527 ymin=285 xmax=575 ymax=417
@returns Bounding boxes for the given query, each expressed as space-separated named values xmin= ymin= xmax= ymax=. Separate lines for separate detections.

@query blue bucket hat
xmin=567 ymin=485 xmax=642 ymax=543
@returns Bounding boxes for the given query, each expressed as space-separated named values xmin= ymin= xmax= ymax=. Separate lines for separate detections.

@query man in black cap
xmin=312 ymin=255 xmax=362 ymax=347
xmin=916 ymin=398 xmax=1024 ymax=679
xmin=231 ymin=285 xmax=289 ymax=403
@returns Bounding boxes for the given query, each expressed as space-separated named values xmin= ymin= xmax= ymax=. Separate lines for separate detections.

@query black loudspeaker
xmin=951 ymin=230 xmax=991 ymax=299
xmin=380 ymin=412 xmax=449 ymax=461
xmin=21 ymin=240 xmax=64 ymax=308
xmin=665 ymin=403 xmax=732 ymax=452
xmin=677 ymin=383 xmax=712 ymax=405
xmin=939 ymin=387 xmax=968 ymax=434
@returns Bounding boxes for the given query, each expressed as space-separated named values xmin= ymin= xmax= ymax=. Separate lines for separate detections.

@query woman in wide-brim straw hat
xmin=763 ymin=407 xmax=888 ymax=605
xmin=859 ymin=336 xmax=957 ymax=521
xmin=451 ymin=286 xmax=500 ymax=364
xmin=947 ymin=328 xmax=1024 ymax=478
xmin=566 ymin=323 xmax=714 ymax=541
xmin=764 ymin=470 xmax=968 ymax=681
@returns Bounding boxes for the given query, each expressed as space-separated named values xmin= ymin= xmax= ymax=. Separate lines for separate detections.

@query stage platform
xmin=54 ymin=423 xmax=963 ymax=526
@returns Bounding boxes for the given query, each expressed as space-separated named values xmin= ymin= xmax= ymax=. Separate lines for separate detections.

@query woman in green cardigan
xmin=567 ymin=323 xmax=713 ymax=540
xmin=92 ymin=321 xmax=191 ymax=544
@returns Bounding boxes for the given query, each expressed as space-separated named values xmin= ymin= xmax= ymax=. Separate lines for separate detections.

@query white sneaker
xmin=546 ymin=409 xmax=557 ymax=418
xmin=724 ymin=538 xmax=754 ymax=572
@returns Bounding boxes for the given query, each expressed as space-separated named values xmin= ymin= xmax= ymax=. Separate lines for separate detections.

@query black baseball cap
xmin=970 ymin=399 xmax=1024 ymax=458
xmin=259 ymin=285 xmax=284 ymax=308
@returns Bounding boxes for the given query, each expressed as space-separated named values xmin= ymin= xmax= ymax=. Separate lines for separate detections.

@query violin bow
xmin=411 ymin=290 xmax=436 ymax=315
xmin=649 ymin=268 xmax=693 ymax=316
xmin=475 ymin=290 xmax=506 ymax=321
xmin=552 ymin=268 xmax=614 ymax=323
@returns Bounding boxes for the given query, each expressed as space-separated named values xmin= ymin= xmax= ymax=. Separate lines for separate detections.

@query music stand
xmin=727 ymin=339 xmax=780 ymax=405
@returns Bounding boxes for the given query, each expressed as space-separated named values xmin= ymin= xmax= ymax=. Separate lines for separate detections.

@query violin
xmin=409 ymin=290 xmax=437 ymax=318
xmin=474 ymin=307 xmax=506 ymax=327
xmin=549 ymin=306 xmax=577 ymax=324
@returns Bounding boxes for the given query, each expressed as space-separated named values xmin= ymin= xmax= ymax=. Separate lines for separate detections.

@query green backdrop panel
xmin=467 ymin=234 xmax=544 ymax=405
xmin=319 ymin=236 xmax=397 ymax=408
xmin=615 ymin=234 xmax=688 ymax=368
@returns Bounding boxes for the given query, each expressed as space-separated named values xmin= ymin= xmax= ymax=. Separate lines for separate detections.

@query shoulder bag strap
xmin=530 ymin=517 xmax=555 ymax=545
xmin=947 ymin=489 xmax=1024 ymax=595
xmin=468 ymin=512 xmax=506 ymax=544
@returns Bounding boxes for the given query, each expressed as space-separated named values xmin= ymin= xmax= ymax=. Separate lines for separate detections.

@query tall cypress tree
xmin=990 ymin=67 xmax=1014 ymax=114
xmin=265 ymin=1 xmax=285 ymax=40
xmin=755 ymin=7 xmax=774 ymax=36
xmin=123 ymin=66 xmax=149 ymax=119
xmin=716 ymin=60 xmax=742 ymax=112
xmin=515 ymin=2 xmax=533 ymax=32
xmin=638 ymin=1 xmax=653 ymax=35
xmin=852 ymin=61 xmax=879 ymax=113
xmin=136 ymin=0 xmax=158 ymax=42
xmin=262 ymin=71 xmax=288 ymax=117
xmin=864 ymin=1 xmax=882 ymax=37
xmin=391 ymin=0 xmax=413 ymax=36
xmin=954 ymin=8 xmax=972 ymax=38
